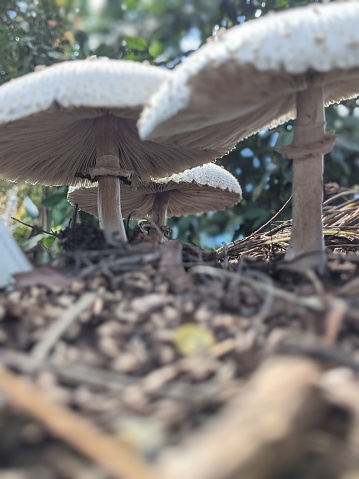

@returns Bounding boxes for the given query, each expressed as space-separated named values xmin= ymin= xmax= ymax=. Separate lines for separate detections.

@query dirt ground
xmin=1 ymin=186 xmax=359 ymax=479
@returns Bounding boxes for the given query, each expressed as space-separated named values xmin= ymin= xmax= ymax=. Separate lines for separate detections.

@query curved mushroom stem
xmin=279 ymin=84 xmax=336 ymax=270
xmin=150 ymin=191 xmax=170 ymax=226
xmin=94 ymin=115 xmax=127 ymax=244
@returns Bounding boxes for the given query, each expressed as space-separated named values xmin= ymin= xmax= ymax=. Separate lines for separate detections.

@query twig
xmin=247 ymin=194 xmax=292 ymax=238
xmin=323 ymin=188 xmax=359 ymax=206
xmin=0 ymin=366 xmax=162 ymax=479
xmin=31 ymin=292 xmax=97 ymax=361
xmin=11 ymin=216 xmax=60 ymax=237
xmin=322 ymin=298 xmax=348 ymax=347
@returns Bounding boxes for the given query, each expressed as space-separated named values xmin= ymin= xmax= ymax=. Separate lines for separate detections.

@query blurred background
xmin=1 ymin=0 xmax=359 ymax=254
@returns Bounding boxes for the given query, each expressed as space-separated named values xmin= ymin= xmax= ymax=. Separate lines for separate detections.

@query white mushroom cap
xmin=138 ymin=2 xmax=359 ymax=144
xmin=0 ymin=59 xmax=226 ymax=186
xmin=67 ymin=163 xmax=242 ymax=218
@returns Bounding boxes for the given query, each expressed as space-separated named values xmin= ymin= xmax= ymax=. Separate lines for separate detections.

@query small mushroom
xmin=138 ymin=2 xmax=359 ymax=267
xmin=0 ymin=59 xmax=226 ymax=244
xmin=67 ymin=163 xmax=242 ymax=232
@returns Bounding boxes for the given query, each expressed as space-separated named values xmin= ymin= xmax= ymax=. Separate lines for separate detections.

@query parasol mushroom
xmin=138 ymin=2 xmax=359 ymax=267
xmin=67 ymin=163 xmax=242 ymax=231
xmin=0 ymin=59 xmax=228 ymax=244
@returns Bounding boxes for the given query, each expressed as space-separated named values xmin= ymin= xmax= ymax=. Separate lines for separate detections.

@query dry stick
xmin=0 ymin=367 xmax=162 ymax=479
xmin=323 ymin=188 xmax=359 ymax=206
xmin=158 ymin=357 xmax=323 ymax=479
xmin=31 ymin=292 xmax=97 ymax=361
xmin=322 ymin=298 xmax=348 ymax=347
xmin=246 ymin=194 xmax=293 ymax=239
xmin=94 ymin=115 xmax=127 ymax=243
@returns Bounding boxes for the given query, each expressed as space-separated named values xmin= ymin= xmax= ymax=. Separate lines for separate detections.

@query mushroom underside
xmin=68 ymin=181 xmax=241 ymax=220
xmin=0 ymin=108 xmax=226 ymax=186
xmin=141 ymin=65 xmax=359 ymax=147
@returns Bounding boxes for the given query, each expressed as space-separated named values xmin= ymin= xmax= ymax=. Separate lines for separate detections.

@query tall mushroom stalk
xmin=149 ymin=191 xmax=171 ymax=225
xmin=92 ymin=115 xmax=127 ymax=243
xmin=280 ymin=84 xmax=336 ymax=267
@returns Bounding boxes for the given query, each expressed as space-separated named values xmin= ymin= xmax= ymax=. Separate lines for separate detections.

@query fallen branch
xmin=0 ymin=366 xmax=162 ymax=479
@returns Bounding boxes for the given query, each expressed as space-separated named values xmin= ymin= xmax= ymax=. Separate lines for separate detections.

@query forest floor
xmin=1 ymin=185 xmax=359 ymax=479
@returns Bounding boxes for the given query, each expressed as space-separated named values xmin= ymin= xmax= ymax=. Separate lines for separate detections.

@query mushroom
xmin=0 ymin=59 xmax=227 ymax=244
xmin=138 ymin=2 xmax=359 ymax=267
xmin=67 ymin=163 xmax=242 ymax=234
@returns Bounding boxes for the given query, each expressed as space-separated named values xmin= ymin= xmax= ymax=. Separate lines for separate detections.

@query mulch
xmin=1 ymin=185 xmax=359 ymax=479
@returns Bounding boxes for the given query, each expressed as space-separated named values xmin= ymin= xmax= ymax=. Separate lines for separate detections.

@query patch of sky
xmin=16 ymin=1 xmax=27 ymax=12
xmin=258 ymin=128 xmax=269 ymax=138
xmin=7 ymin=10 xmax=17 ymax=19
xmin=200 ymin=231 xmax=233 ymax=249
xmin=336 ymin=104 xmax=349 ymax=117
xmin=166 ymin=57 xmax=183 ymax=68
xmin=334 ymin=119 xmax=343 ymax=129
xmin=268 ymin=131 xmax=279 ymax=148
xmin=240 ymin=147 xmax=253 ymax=158
xmin=264 ymin=154 xmax=276 ymax=171
xmin=286 ymin=124 xmax=292 ymax=131
xmin=353 ymin=107 xmax=359 ymax=118
xmin=245 ymin=183 xmax=254 ymax=193
xmin=171 ymin=225 xmax=179 ymax=238
xmin=254 ymin=9 xmax=262 ymax=17
xmin=180 ymin=27 xmax=201 ymax=53
xmin=237 ymin=15 xmax=246 ymax=24
xmin=263 ymin=177 xmax=270 ymax=190
xmin=252 ymin=156 xmax=260 ymax=168
xmin=235 ymin=167 xmax=242 ymax=175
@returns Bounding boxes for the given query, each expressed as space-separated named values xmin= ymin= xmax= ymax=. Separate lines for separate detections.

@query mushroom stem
xmin=150 ymin=191 xmax=170 ymax=225
xmin=94 ymin=115 xmax=127 ymax=244
xmin=280 ymin=84 xmax=336 ymax=269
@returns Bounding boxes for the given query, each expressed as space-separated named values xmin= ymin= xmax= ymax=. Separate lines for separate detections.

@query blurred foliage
xmin=1 ymin=0 xmax=359 ymax=251
xmin=0 ymin=0 xmax=77 ymax=84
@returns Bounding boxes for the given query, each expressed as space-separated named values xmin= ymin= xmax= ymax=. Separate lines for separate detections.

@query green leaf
xmin=122 ymin=35 xmax=148 ymax=51
xmin=149 ymin=40 xmax=164 ymax=58
xmin=41 ymin=235 xmax=56 ymax=248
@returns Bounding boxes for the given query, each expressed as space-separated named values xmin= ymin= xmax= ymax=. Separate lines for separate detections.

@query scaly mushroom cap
xmin=67 ymin=163 xmax=242 ymax=218
xmin=0 ymin=59 xmax=227 ymax=186
xmin=138 ymin=2 xmax=359 ymax=145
